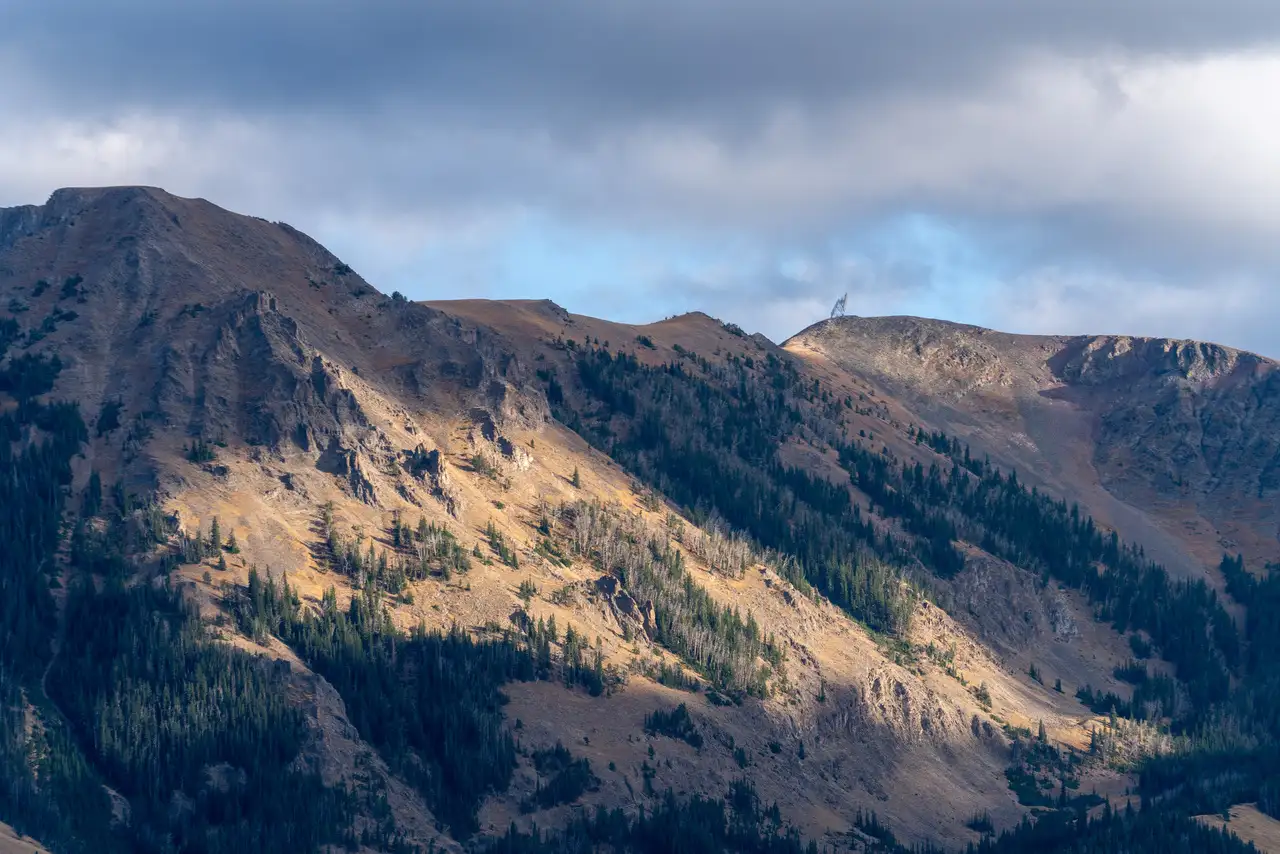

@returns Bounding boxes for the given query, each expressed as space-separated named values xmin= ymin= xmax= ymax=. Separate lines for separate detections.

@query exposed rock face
xmin=1053 ymin=335 xmax=1250 ymax=386
xmin=593 ymin=574 xmax=653 ymax=640
xmin=810 ymin=668 xmax=972 ymax=748
xmin=317 ymin=437 xmax=377 ymax=504
xmin=194 ymin=292 xmax=371 ymax=452
xmin=466 ymin=407 xmax=536 ymax=477
xmin=0 ymin=186 xmax=548 ymax=506
xmin=786 ymin=316 xmax=1280 ymax=573
xmin=940 ymin=551 xmax=1079 ymax=657
xmin=405 ymin=444 xmax=463 ymax=515
xmin=0 ymin=203 xmax=42 ymax=255
xmin=1051 ymin=336 xmax=1280 ymax=535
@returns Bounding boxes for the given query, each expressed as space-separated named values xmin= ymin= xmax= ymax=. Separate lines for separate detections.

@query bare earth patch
xmin=1197 ymin=804 xmax=1280 ymax=854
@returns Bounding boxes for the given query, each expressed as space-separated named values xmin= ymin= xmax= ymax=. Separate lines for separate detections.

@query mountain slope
xmin=785 ymin=315 xmax=1280 ymax=580
xmin=1 ymin=189 xmax=1040 ymax=849
xmin=0 ymin=187 xmax=1271 ymax=854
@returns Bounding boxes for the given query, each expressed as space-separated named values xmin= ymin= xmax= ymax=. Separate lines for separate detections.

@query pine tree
xmin=572 ymin=467 xmax=581 ymax=488
xmin=83 ymin=471 xmax=102 ymax=516
xmin=226 ymin=529 xmax=239 ymax=553
xmin=209 ymin=516 xmax=222 ymax=552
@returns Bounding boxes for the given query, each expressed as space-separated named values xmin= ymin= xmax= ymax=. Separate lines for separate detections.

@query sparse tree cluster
xmin=320 ymin=503 xmax=471 ymax=591
xmin=547 ymin=499 xmax=781 ymax=697
xmin=520 ymin=743 xmax=598 ymax=814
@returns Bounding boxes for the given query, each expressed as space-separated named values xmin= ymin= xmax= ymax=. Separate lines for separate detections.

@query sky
xmin=2 ymin=2 xmax=1279 ymax=353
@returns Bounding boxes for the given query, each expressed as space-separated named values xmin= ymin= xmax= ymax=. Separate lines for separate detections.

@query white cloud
xmin=983 ymin=268 xmax=1276 ymax=353
xmin=570 ymin=50 xmax=1280 ymax=259
xmin=8 ymin=50 xmax=1280 ymax=242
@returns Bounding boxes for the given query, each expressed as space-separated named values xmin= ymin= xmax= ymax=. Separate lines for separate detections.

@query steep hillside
xmin=425 ymin=298 xmax=1254 ymax=829
xmin=0 ymin=188 xmax=1270 ymax=854
xmin=785 ymin=316 xmax=1280 ymax=578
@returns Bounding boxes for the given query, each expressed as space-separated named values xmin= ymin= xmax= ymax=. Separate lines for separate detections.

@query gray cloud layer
xmin=13 ymin=2 xmax=1280 ymax=112
xmin=3 ymin=2 xmax=1280 ymax=352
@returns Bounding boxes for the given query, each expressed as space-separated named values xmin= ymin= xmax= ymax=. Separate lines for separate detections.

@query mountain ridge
xmin=2 ymin=185 xmax=1277 ymax=854
xmin=6 ymin=186 xmax=1272 ymax=378
xmin=787 ymin=313 xmax=1273 ymax=368
xmin=786 ymin=312 xmax=1280 ymax=577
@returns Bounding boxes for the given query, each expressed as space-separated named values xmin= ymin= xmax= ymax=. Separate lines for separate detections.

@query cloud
xmin=10 ymin=1 xmax=1280 ymax=118
xmin=2 ymin=3 xmax=1280 ymax=352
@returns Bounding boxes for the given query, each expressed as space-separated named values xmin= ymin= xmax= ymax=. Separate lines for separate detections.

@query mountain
xmin=785 ymin=316 xmax=1280 ymax=579
xmin=1 ymin=187 xmax=1276 ymax=854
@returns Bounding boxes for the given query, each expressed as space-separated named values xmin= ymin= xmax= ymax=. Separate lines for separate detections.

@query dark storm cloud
xmin=10 ymin=0 xmax=1280 ymax=122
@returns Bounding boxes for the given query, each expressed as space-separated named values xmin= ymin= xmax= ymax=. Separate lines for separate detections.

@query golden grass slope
xmin=0 ymin=822 xmax=50 ymax=854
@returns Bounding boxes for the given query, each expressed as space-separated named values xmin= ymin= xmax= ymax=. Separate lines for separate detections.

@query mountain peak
xmin=787 ymin=313 xmax=1050 ymax=347
xmin=17 ymin=185 xmax=201 ymax=229
xmin=45 ymin=184 xmax=175 ymax=204
xmin=788 ymin=312 xmax=1273 ymax=384
xmin=0 ymin=184 xmax=361 ymax=305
